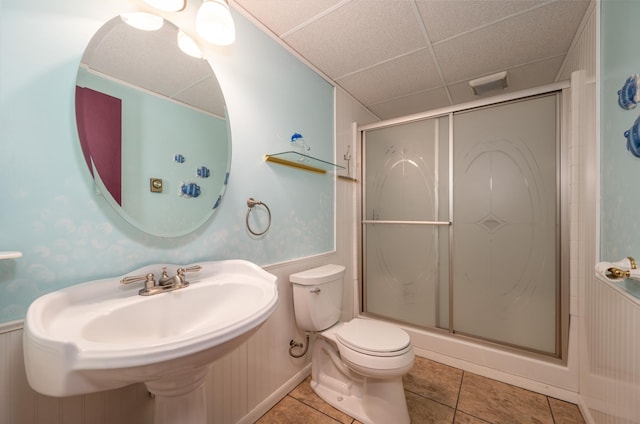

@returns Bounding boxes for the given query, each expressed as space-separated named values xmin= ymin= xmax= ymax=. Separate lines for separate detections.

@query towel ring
xmin=246 ymin=198 xmax=271 ymax=236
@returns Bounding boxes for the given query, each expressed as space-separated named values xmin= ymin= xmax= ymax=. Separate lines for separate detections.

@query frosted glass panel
xmin=452 ymin=95 xmax=558 ymax=354
xmin=364 ymin=117 xmax=449 ymax=222
xmin=365 ymin=224 xmax=449 ymax=327
xmin=363 ymin=116 xmax=450 ymax=329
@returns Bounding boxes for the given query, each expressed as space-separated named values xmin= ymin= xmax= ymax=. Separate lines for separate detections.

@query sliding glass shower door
xmin=362 ymin=93 xmax=561 ymax=356
xmin=451 ymin=95 xmax=559 ymax=354
xmin=363 ymin=116 xmax=451 ymax=329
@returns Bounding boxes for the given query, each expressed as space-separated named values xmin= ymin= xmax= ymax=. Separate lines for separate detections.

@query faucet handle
xmin=176 ymin=265 xmax=202 ymax=277
xmin=120 ymin=273 xmax=156 ymax=289
xmin=175 ymin=265 xmax=201 ymax=287
xmin=178 ymin=265 xmax=202 ymax=275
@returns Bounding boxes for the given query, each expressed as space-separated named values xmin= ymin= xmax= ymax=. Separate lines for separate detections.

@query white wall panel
xmin=563 ymin=2 xmax=640 ymax=423
xmin=583 ymin=278 xmax=640 ymax=423
xmin=334 ymin=87 xmax=379 ymax=321
xmin=557 ymin=1 xmax=597 ymax=82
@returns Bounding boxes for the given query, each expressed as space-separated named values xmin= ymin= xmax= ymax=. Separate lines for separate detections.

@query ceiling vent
xmin=469 ymin=71 xmax=509 ymax=96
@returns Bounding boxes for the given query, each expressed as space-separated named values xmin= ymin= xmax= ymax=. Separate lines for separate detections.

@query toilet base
xmin=310 ymin=338 xmax=410 ymax=424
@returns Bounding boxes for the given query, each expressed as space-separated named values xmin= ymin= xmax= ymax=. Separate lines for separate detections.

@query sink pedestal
xmin=146 ymin=366 xmax=209 ymax=424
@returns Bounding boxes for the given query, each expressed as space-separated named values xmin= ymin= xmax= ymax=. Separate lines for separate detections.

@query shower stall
xmin=360 ymin=86 xmax=568 ymax=359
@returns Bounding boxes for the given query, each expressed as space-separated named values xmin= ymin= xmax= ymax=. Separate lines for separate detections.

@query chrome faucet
xmin=158 ymin=265 xmax=202 ymax=288
xmin=120 ymin=265 xmax=202 ymax=296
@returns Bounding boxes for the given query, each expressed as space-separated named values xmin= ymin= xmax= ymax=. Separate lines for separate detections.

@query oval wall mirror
xmin=75 ymin=15 xmax=231 ymax=237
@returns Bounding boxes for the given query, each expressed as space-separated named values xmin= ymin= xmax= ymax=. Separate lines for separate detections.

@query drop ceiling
xmin=234 ymin=0 xmax=591 ymax=120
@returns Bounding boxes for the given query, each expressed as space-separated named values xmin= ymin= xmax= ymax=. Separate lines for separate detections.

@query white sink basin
xmin=23 ymin=259 xmax=278 ymax=404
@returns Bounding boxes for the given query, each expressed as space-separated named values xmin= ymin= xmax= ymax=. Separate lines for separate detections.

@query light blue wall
xmin=600 ymin=0 xmax=640 ymax=259
xmin=0 ymin=0 xmax=335 ymax=322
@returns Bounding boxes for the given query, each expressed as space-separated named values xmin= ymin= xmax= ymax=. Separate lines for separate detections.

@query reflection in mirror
xmin=75 ymin=15 xmax=231 ymax=237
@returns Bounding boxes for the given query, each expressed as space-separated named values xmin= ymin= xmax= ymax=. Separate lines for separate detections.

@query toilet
xmin=290 ymin=264 xmax=414 ymax=424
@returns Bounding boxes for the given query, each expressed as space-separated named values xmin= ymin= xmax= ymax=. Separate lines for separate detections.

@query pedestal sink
xmin=23 ymin=259 xmax=278 ymax=424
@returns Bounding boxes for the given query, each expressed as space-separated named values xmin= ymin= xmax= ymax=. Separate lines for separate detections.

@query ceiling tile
xmin=336 ymin=48 xmax=443 ymax=105
xmin=234 ymin=0 xmax=345 ymax=36
xmin=433 ymin=0 xmax=589 ymax=84
xmin=368 ymin=87 xmax=451 ymax=120
xmin=84 ymin=20 xmax=216 ymax=113
xmin=283 ymin=0 xmax=426 ymax=78
xmin=235 ymin=0 xmax=592 ymax=120
xmin=416 ymin=0 xmax=544 ymax=43
xmin=175 ymin=75 xmax=227 ymax=118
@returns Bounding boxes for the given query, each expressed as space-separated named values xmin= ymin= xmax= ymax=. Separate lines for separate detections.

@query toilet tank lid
xmin=290 ymin=264 xmax=346 ymax=285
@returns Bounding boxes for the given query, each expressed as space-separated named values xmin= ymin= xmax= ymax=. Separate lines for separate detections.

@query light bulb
xmin=177 ymin=30 xmax=203 ymax=59
xmin=120 ymin=12 xmax=164 ymax=31
xmin=196 ymin=0 xmax=236 ymax=46
xmin=142 ymin=0 xmax=186 ymax=12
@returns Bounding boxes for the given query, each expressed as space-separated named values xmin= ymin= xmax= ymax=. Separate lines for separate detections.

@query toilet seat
xmin=336 ymin=318 xmax=411 ymax=357
xmin=331 ymin=319 xmax=415 ymax=378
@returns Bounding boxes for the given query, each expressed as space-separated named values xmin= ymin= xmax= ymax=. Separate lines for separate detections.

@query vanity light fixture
xmin=120 ymin=12 xmax=164 ymax=31
xmin=177 ymin=30 xmax=203 ymax=58
xmin=196 ymin=0 xmax=236 ymax=46
xmin=142 ymin=0 xmax=186 ymax=12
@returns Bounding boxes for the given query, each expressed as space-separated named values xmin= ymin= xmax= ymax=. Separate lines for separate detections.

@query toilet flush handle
xmin=310 ymin=288 xmax=321 ymax=294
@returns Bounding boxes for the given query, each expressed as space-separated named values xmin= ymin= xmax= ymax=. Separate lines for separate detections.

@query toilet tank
xmin=290 ymin=264 xmax=346 ymax=332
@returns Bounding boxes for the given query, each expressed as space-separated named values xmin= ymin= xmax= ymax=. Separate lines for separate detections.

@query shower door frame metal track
xmin=359 ymin=80 xmax=570 ymax=362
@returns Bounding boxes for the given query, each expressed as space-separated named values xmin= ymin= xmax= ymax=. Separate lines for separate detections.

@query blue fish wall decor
xmin=179 ymin=182 xmax=201 ymax=198
xmin=197 ymin=166 xmax=210 ymax=178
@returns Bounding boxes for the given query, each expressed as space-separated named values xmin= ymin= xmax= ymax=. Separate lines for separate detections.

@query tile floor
xmin=256 ymin=356 xmax=586 ymax=424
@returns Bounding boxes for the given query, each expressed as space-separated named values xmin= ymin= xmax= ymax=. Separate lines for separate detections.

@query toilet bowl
xmin=290 ymin=265 xmax=414 ymax=424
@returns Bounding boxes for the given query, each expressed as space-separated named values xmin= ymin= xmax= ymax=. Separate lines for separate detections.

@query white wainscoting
xmin=581 ymin=276 xmax=640 ymax=423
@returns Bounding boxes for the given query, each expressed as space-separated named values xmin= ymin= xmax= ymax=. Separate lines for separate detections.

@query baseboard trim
xmin=237 ymin=363 xmax=312 ymax=424
xmin=576 ymin=395 xmax=595 ymax=424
